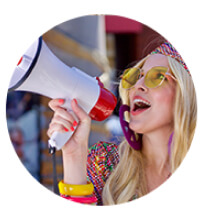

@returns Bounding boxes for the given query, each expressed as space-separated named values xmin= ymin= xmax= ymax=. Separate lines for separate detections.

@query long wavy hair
xmin=102 ymin=55 xmax=197 ymax=205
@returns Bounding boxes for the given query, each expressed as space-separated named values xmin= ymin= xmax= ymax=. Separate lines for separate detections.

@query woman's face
xmin=128 ymin=54 xmax=177 ymax=134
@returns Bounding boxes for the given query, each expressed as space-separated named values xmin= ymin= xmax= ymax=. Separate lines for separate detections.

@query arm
xmin=48 ymin=98 xmax=98 ymax=204
xmin=47 ymin=98 xmax=91 ymax=185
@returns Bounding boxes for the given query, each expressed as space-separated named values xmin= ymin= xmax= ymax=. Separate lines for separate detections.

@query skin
xmin=48 ymin=98 xmax=91 ymax=184
xmin=129 ymin=54 xmax=176 ymax=191
xmin=129 ymin=54 xmax=176 ymax=134
xmin=47 ymin=54 xmax=177 ymax=192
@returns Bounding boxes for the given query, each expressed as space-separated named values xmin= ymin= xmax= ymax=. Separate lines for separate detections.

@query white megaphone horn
xmin=8 ymin=37 xmax=117 ymax=151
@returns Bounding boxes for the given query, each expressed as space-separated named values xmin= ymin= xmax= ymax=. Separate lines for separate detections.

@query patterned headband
xmin=150 ymin=41 xmax=190 ymax=74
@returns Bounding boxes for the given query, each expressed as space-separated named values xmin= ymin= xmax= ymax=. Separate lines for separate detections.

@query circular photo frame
xmin=6 ymin=14 xmax=197 ymax=206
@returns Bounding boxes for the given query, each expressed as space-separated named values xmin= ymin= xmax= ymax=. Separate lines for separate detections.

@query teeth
xmin=133 ymin=99 xmax=151 ymax=107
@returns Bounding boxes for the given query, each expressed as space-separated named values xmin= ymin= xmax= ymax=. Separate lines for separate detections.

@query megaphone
xmin=9 ymin=37 xmax=117 ymax=151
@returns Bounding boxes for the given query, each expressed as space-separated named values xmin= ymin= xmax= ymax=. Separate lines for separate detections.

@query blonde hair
xmin=102 ymin=56 xmax=197 ymax=205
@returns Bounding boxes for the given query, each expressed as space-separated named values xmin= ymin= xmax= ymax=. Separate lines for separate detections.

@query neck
xmin=141 ymin=127 xmax=173 ymax=174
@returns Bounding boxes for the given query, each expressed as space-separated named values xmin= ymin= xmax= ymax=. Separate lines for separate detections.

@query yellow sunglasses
xmin=121 ymin=66 xmax=177 ymax=89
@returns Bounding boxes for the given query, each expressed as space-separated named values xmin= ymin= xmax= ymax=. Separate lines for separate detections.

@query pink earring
xmin=119 ymin=105 xmax=142 ymax=150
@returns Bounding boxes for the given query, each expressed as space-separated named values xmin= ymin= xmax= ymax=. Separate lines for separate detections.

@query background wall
xmin=7 ymin=15 xmax=164 ymax=192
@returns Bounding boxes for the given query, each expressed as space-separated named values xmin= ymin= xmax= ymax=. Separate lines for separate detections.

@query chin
xmin=129 ymin=121 xmax=145 ymax=134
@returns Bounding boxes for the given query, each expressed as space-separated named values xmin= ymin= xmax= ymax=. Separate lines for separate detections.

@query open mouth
xmin=132 ymin=99 xmax=151 ymax=112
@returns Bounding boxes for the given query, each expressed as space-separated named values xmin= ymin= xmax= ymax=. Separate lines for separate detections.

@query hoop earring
xmin=168 ymin=132 xmax=174 ymax=156
xmin=119 ymin=105 xmax=142 ymax=150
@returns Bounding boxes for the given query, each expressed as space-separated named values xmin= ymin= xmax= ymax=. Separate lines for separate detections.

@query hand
xmin=47 ymin=98 xmax=91 ymax=157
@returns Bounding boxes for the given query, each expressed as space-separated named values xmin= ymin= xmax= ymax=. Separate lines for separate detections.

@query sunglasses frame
xmin=121 ymin=66 xmax=177 ymax=90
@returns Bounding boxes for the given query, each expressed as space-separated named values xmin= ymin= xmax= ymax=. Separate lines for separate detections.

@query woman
xmin=47 ymin=41 xmax=197 ymax=205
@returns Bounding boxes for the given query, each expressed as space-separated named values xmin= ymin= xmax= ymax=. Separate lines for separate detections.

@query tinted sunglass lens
xmin=122 ymin=68 xmax=140 ymax=89
xmin=145 ymin=67 xmax=167 ymax=88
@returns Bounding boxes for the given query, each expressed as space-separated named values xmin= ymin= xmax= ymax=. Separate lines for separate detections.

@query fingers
xmin=48 ymin=98 xmax=76 ymax=123
xmin=71 ymin=99 xmax=91 ymax=124
xmin=47 ymin=98 xmax=91 ymax=138
xmin=47 ymin=123 xmax=64 ymax=138
xmin=51 ymin=114 xmax=75 ymax=131
xmin=54 ymin=106 xmax=76 ymax=124
xmin=47 ymin=122 xmax=72 ymax=138
xmin=48 ymin=99 xmax=64 ymax=111
xmin=47 ymin=99 xmax=78 ymax=137
xmin=47 ymin=117 xmax=78 ymax=137
xmin=48 ymin=98 xmax=90 ymax=123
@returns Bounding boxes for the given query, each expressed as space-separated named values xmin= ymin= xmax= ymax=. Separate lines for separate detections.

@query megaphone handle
xmin=48 ymin=108 xmax=78 ymax=151
xmin=48 ymin=130 xmax=74 ymax=150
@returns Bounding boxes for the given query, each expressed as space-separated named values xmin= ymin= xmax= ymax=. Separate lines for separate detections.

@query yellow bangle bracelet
xmin=58 ymin=180 xmax=94 ymax=196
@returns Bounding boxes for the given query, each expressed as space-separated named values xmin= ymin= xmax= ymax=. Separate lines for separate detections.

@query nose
xmin=132 ymin=77 xmax=148 ymax=92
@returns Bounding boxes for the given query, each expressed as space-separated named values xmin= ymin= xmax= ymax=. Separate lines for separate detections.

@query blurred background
xmin=6 ymin=14 xmax=164 ymax=191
